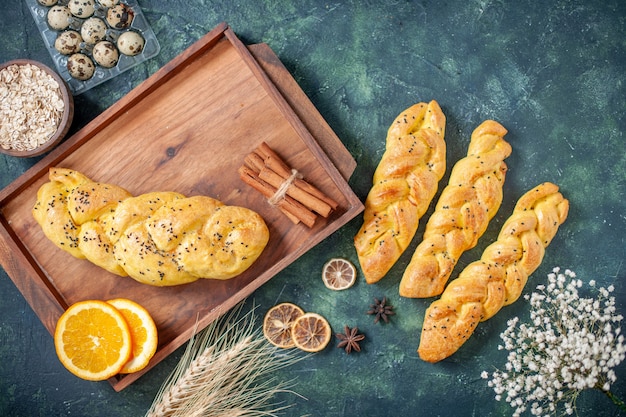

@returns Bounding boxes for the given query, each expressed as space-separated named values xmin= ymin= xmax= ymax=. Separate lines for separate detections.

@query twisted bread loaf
xmin=399 ymin=120 xmax=511 ymax=298
xmin=417 ymin=182 xmax=568 ymax=362
xmin=354 ymin=101 xmax=446 ymax=284
xmin=32 ymin=167 xmax=269 ymax=286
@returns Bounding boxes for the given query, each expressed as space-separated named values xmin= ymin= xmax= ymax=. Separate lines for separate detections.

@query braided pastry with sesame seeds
xmin=417 ymin=182 xmax=569 ymax=363
xmin=399 ymin=120 xmax=512 ymax=298
xmin=32 ymin=167 xmax=269 ymax=286
xmin=354 ymin=100 xmax=446 ymax=284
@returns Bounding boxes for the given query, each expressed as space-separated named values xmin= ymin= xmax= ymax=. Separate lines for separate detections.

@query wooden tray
xmin=0 ymin=22 xmax=363 ymax=391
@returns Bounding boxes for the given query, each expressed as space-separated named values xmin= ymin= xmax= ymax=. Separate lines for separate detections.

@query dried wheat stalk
xmin=145 ymin=302 xmax=304 ymax=417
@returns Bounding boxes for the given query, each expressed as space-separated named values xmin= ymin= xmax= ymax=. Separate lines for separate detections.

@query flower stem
xmin=603 ymin=389 xmax=626 ymax=412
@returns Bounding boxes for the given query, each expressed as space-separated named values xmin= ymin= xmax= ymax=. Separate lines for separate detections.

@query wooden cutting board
xmin=0 ymin=22 xmax=362 ymax=391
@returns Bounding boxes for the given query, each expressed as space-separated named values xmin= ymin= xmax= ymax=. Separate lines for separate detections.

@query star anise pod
xmin=367 ymin=296 xmax=395 ymax=324
xmin=335 ymin=325 xmax=365 ymax=354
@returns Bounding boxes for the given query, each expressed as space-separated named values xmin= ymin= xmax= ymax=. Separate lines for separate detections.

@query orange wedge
xmin=54 ymin=300 xmax=132 ymax=381
xmin=291 ymin=312 xmax=332 ymax=352
xmin=263 ymin=302 xmax=305 ymax=349
xmin=107 ymin=298 xmax=158 ymax=373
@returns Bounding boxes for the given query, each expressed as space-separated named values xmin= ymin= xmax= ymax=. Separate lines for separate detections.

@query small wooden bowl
xmin=0 ymin=59 xmax=74 ymax=158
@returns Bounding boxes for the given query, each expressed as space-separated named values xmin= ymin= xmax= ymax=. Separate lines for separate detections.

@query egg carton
xmin=25 ymin=0 xmax=160 ymax=95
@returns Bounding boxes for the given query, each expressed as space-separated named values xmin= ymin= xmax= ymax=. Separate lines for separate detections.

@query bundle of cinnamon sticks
xmin=238 ymin=142 xmax=338 ymax=227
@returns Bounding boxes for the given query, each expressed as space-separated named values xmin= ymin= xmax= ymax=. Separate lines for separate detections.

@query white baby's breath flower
xmin=482 ymin=267 xmax=626 ymax=416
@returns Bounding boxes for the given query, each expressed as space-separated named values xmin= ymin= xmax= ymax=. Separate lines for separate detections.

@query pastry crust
xmin=417 ymin=182 xmax=569 ymax=363
xmin=399 ymin=120 xmax=512 ymax=298
xmin=32 ymin=167 xmax=269 ymax=286
xmin=354 ymin=100 xmax=446 ymax=284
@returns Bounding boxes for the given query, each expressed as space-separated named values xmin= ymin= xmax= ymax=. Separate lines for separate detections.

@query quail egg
xmin=92 ymin=41 xmax=119 ymax=68
xmin=38 ymin=0 xmax=58 ymax=6
xmin=47 ymin=5 xmax=72 ymax=30
xmin=67 ymin=53 xmax=95 ymax=80
xmin=97 ymin=0 xmax=119 ymax=6
xmin=80 ymin=17 xmax=107 ymax=44
xmin=54 ymin=30 xmax=83 ymax=55
xmin=117 ymin=31 xmax=144 ymax=56
xmin=106 ymin=4 xmax=134 ymax=29
xmin=68 ymin=0 xmax=95 ymax=19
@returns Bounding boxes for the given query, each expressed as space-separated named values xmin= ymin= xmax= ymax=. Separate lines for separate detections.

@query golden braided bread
xmin=354 ymin=101 xmax=446 ymax=284
xmin=418 ymin=182 xmax=569 ymax=363
xmin=32 ymin=167 xmax=269 ymax=286
xmin=399 ymin=120 xmax=512 ymax=298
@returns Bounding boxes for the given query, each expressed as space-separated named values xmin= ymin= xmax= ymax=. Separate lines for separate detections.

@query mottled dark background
xmin=1 ymin=1 xmax=625 ymax=416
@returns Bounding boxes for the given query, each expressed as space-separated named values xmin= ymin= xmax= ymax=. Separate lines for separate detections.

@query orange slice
xmin=291 ymin=312 xmax=332 ymax=352
xmin=263 ymin=302 xmax=305 ymax=348
xmin=322 ymin=258 xmax=357 ymax=290
xmin=107 ymin=298 xmax=158 ymax=373
xmin=54 ymin=300 xmax=132 ymax=381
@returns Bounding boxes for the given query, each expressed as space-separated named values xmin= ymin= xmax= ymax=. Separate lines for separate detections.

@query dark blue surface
xmin=1 ymin=1 xmax=625 ymax=416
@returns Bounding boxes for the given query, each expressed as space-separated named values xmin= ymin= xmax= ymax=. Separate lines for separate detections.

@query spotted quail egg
xmin=97 ymin=0 xmax=119 ymax=6
xmin=67 ymin=53 xmax=95 ymax=80
xmin=54 ymin=30 xmax=83 ymax=55
xmin=37 ymin=0 xmax=58 ymax=6
xmin=106 ymin=4 xmax=134 ymax=29
xmin=117 ymin=31 xmax=144 ymax=56
xmin=80 ymin=17 xmax=107 ymax=44
xmin=47 ymin=5 xmax=72 ymax=30
xmin=68 ymin=0 xmax=95 ymax=19
xmin=92 ymin=41 xmax=119 ymax=68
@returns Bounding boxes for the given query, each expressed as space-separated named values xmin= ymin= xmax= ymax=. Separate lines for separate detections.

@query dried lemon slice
xmin=54 ymin=300 xmax=132 ymax=381
xmin=107 ymin=298 xmax=158 ymax=374
xmin=322 ymin=258 xmax=357 ymax=290
xmin=291 ymin=312 xmax=332 ymax=352
xmin=263 ymin=302 xmax=305 ymax=349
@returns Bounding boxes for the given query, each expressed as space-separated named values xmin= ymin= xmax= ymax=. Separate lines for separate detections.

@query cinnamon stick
xmin=293 ymin=177 xmax=339 ymax=210
xmin=238 ymin=166 xmax=316 ymax=227
xmin=255 ymin=142 xmax=339 ymax=210
xmin=258 ymin=166 xmax=333 ymax=217
xmin=256 ymin=142 xmax=291 ymax=178
xmin=244 ymin=153 xmax=265 ymax=173
xmin=240 ymin=142 xmax=340 ymax=228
